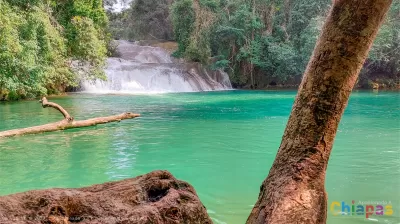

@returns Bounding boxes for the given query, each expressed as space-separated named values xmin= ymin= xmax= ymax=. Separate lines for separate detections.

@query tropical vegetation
xmin=0 ymin=0 xmax=109 ymax=100
xmin=1 ymin=0 xmax=398 ymax=100
xmin=112 ymin=0 xmax=399 ymax=89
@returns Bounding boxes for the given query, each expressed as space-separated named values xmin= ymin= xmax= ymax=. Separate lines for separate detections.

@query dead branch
xmin=0 ymin=97 xmax=140 ymax=138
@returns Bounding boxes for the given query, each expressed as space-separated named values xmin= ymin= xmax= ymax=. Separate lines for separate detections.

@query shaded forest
xmin=110 ymin=0 xmax=399 ymax=89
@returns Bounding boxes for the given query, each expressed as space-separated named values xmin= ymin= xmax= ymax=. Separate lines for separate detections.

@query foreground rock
xmin=0 ymin=171 xmax=212 ymax=224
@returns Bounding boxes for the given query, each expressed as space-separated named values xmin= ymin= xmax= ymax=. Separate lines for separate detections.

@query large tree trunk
xmin=0 ymin=97 xmax=140 ymax=138
xmin=246 ymin=1 xmax=392 ymax=223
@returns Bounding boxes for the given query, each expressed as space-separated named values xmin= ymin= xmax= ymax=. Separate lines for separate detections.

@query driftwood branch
xmin=0 ymin=97 xmax=140 ymax=138
xmin=40 ymin=97 xmax=72 ymax=121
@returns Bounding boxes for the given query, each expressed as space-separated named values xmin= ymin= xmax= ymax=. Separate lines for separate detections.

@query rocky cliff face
xmin=0 ymin=170 xmax=212 ymax=224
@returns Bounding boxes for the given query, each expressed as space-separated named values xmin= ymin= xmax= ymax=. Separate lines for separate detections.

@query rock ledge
xmin=0 ymin=170 xmax=212 ymax=224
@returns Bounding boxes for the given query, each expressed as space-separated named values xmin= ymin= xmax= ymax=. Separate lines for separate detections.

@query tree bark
xmin=0 ymin=97 xmax=140 ymax=138
xmin=246 ymin=1 xmax=392 ymax=224
xmin=40 ymin=97 xmax=72 ymax=120
xmin=250 ymin=0 xmax=256 ymax=88
xmin=282 ymin=0 xmax=291 ymax=41
xmin=263 ymin=2 xmax=275 ymax=36
xmin=283 ymin=0 xmax=291 ymax=28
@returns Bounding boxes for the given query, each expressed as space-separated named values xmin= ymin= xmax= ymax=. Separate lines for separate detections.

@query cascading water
xmin=82 ymin=40 xmax=232 ymax=93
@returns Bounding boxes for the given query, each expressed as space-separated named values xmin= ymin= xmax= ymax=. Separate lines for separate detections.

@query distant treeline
xmin=109 ymin=0 xmax=399 ymax=89
xmin=0 ymin=0 xmax=109 ymax=100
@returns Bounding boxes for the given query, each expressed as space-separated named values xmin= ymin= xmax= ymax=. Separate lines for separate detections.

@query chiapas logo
xmin=330 ymin=200 xmax=393 ymax=218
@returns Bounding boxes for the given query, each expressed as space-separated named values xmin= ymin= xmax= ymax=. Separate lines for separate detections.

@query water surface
xmin=0 ymin=91 xmax=399 ymax=223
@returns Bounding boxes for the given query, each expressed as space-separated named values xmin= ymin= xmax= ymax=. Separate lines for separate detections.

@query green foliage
xmin=106 ymin=10 xmax=129 ymax=40
xmin=210 ymin=59 xmax=230 ymax=70
xmin=168 ymin=0 xmax=399 ymax=88
xmin=199 ymin=0 xmax=219 ymax=11
xmin=105 ymin=0 xmax=398 ymax=88
xmin=69 ymin=16 xmax=107 ymax=80
xmin=131 ymin=0 xmax=174 ymax=40
xmin=108 ymin=0 xmax=174 ymax=41
xmin=185 ymin=33 xmax=212 ymax=63
xmin=171 ymin=0 xmax=196 ymax=58
xmin=247 ymin=37 xmax=301 ymax=81
xmin=51 ymin=0 xmax=108 ymax=30
xmin=0 ymin=0 xmax=108 ymax=100
xmin=0 ymin=0 xmax=73 ymax=100
xmin=7 ymin=0 xmax=42 ymax=8
xmin=171 ymin=0 xmax=219 ymax=63
xmin=363 ymin=1 xmax=400 ymax=80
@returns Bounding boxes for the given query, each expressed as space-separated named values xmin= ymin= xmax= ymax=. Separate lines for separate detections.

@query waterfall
xmin=82 ymin=40 xmax=232 ymax=94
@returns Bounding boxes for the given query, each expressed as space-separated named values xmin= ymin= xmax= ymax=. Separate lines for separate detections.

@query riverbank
xmin=2 ymin=87 xmax=400 ymax=102
xmin=237 ymin=82 xmax=400 ymax=91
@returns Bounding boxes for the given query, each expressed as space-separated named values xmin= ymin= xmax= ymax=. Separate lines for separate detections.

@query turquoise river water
xmin=0 ymin=90 xmax=399 ymax=223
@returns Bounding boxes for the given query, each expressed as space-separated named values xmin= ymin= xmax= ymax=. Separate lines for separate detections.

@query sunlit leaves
xmin=0 ymin=0 xmax=108 ymax=100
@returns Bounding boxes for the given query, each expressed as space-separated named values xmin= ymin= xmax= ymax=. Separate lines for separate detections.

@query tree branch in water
xmin=40 ymin=97 xmax=73 ymax=121
xmin=0 ymin=97 xmax=140 ymax=138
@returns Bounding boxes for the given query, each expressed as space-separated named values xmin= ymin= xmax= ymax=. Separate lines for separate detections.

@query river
xmin=0 ymin=90 xmax=399 ymax=224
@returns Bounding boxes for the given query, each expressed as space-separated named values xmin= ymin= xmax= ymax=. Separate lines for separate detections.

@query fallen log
xmin=0 ymin=97 xmax=140 ymax=138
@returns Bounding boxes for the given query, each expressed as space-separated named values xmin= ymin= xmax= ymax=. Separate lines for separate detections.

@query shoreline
xmin=1 ymin=88 xmax=399 ymax=103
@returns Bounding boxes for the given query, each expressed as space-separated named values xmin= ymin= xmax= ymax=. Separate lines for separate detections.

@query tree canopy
xmin=0 ymin=0 xmax=109 ymax=100
xmin=109 ymin=0 xmax=399 ymax=89
xmin=1 ymin=0 xmax=398 ymax=100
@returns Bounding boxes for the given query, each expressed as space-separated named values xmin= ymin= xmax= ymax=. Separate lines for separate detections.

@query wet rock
xmin=0 ymin=170 xmax=212 ymax=224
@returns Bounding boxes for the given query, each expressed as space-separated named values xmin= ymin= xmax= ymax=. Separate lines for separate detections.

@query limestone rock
xmin=0 ymin=170 xmax=212 ymax=224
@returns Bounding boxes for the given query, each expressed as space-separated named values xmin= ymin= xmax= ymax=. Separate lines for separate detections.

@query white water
xmin=82 ymin=40 xmax=232 ymax=94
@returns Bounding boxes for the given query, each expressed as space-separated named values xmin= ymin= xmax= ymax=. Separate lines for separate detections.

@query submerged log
xmin=0 ymin=97 xmax=140 ymax=138
xmin=0 ymin=170 xmax=213 ymax=224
